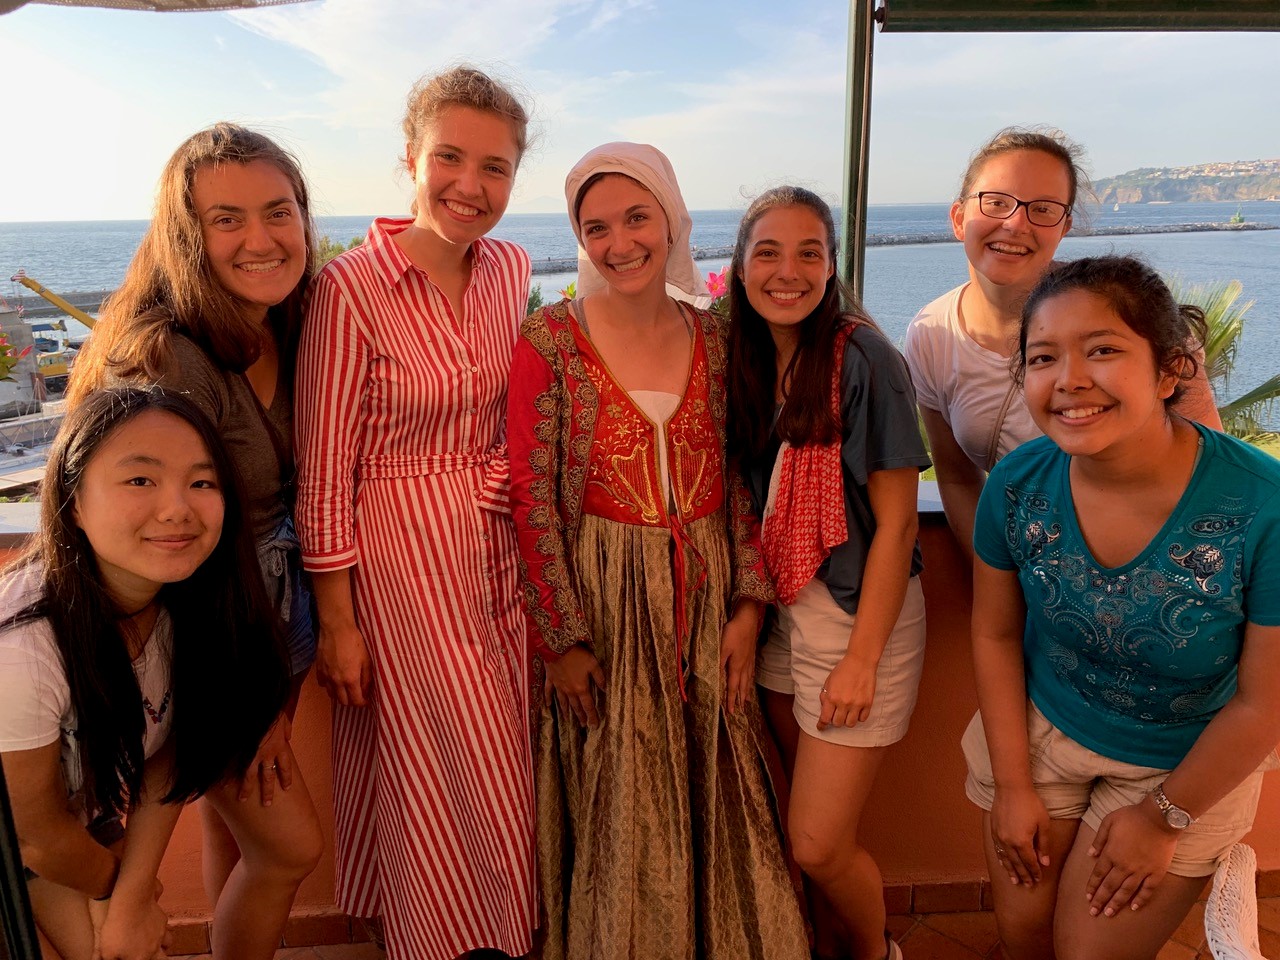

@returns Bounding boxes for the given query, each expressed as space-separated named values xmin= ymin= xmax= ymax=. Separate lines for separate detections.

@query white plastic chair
xmin=1204 ymin=843 xmax=1268 ymax=960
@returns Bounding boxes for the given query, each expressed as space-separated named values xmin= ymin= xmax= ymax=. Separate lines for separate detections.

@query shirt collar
xmin=365 ymin=216 xmax=496 ymax=289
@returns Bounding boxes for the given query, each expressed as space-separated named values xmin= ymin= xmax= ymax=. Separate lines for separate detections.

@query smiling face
xmin=739 ymin=205 xmax=835 ymax=338
xmin=1023 ymin=288 xmax=1177 ymax=460
xmin=406 ymin=104 xmax=520 ymax=249
xmin=192 ymin=159 xmax=307 ymax=324
xmin=72 ymin=409 xmax=225 ymax=612
xmin=951 ymin=149 xmax=1073 ymax=292
xmin=576 ymin=174 xmax=671 ymax=296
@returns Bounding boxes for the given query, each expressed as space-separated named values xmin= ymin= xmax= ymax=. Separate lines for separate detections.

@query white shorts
xmin=963 ymin=701 xmax=1280 ymax=877
xmin=757 ymin=576 xmax=926 ymax=747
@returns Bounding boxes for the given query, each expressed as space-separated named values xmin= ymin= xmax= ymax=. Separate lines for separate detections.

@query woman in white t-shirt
xmin=0 ymin=387 xmax=287 ymax=960
xmin=903 ymin=127 xmax=1220 ymax=560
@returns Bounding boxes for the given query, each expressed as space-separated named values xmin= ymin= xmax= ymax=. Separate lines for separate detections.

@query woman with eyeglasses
xmin=903 ymin=127 xmax=1220 ymax=561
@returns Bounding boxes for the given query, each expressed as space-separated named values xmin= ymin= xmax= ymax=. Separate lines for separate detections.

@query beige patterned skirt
xmin=534 ymin=510 xmax=809 ymax=960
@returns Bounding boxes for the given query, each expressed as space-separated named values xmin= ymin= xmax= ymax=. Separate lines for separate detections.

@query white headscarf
xmin=564 ymin=141 xmax=710 ymax=305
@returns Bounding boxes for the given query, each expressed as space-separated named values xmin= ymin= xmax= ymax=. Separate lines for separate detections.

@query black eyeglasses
xmin=961 ymin=191 xmax=1071 ymax=227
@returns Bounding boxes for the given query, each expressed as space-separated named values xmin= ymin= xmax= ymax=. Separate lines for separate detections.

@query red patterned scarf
xmin=761 ymin=323 xmax=854 ymax=605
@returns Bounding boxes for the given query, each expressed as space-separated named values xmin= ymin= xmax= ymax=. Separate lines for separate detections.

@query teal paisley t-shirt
xmin=974 ymin=424 xmax=1280 ymax=768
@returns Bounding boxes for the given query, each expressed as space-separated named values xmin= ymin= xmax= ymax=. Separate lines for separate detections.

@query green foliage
xmin=527 ymin=283 xmax=544 ymax=316
xmin=1168 ymin=276 xmax=1280 ymax=438
xmin=317 ymin=235 xmax=364 ymax=267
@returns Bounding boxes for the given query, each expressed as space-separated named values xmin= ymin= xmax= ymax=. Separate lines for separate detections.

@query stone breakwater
xmin=15 ymin=223 xmax=1278 ymax=313
xmin=526 ymin=220 xmax=1276 ymax=273
xmin=847 ymin=220 xmax=1278 ymax=250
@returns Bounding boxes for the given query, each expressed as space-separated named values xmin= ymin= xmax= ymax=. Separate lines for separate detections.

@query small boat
xmin=1113 ymin=202 xmax=1120 ymax=211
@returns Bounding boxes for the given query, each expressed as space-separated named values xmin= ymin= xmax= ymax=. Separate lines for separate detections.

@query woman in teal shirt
xmin=966 ymin=255 xmax=1280 ymax=960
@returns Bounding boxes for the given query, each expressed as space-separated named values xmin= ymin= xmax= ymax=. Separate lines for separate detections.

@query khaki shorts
xmin=757 ymin=576 xmax=926 ymax=747
xmin=962 ymin=701 xmax=1280 ymax=877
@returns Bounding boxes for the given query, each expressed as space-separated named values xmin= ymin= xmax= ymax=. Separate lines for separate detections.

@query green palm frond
xmin=1215 ymin=374 xmax=1280 ymax=436
xmin=1166 ymin=275 xmax=1276 ymax=437
xmin=1167 ymin=276 xmax=1254 ymax=390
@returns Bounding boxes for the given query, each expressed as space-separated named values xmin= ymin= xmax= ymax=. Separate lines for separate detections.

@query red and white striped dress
xmin=295 ymin=217 xmax=535 ymax=960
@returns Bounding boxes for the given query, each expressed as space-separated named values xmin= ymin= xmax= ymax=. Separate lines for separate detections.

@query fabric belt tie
xmin=257 ymin=514 xmax=302 ymax=623
xmin=358 ymin=446 xmax=511 ymax=514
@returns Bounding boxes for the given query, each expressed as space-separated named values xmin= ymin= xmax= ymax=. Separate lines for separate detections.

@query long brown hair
xmin=726 ymin=186 xmax=876 ymax=460
xmin=68 ymin=123 xmax=316 ymax=405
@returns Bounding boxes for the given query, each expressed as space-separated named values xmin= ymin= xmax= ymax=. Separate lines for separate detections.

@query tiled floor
xmin=170 ymin=896 xmax=1280 ymax=959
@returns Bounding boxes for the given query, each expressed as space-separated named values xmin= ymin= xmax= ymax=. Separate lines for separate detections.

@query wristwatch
xmin=1151 ymin=783 xmax=1195 ymax=830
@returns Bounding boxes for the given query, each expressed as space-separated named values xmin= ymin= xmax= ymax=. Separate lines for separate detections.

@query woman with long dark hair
xmin=68 ymin=123 xmax=323 ymax=958
xmin=726 ymin=186 xmax=932 ymax=960
xmin=0 ymin=387 xmax=287 ymax=960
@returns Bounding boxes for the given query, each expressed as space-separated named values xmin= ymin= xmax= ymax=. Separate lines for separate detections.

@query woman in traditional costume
xmin=508 ymin=142 xmax=809 ymax=960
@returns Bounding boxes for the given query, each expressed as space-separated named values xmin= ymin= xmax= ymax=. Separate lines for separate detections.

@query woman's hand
xmin=316 ymin=624 xmax=372 ymax=707
xmin=719 ymin=602 xmax=760 ymax=715
xmin=1084 ymin=801 xmax=1179 ymax=917
xmin=92 ymin=880 xmax=171 ymax=960
xmin=238 ymin=711 xmax=293 ymax=805
xmin=991 ymin=783 xmax=1053 ymax=886
xmin=818 ymin=652 xmax=877 ymax=730
xmin=545 ymin=646 xmax=606 ymax=727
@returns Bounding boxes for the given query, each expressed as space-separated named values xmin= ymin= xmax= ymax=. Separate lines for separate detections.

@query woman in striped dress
xmin=295 ymin=66 xmax=535 ymax=960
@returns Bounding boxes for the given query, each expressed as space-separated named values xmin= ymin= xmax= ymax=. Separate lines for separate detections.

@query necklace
xmin=143 ymin=689 xmax=171 ymax=725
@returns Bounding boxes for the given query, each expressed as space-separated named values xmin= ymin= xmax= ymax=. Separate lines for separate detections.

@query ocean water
xmin=2 ymin=201 xmax=1278 ymax=424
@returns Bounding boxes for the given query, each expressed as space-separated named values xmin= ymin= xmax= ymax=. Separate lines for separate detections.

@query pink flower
xmin=705 ymin=270 xmax=727 ymax=299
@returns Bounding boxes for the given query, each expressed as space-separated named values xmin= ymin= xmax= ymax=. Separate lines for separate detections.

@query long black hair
xmin=726 ymin=185 xmax=878 ymax=460
xmin=6 ymin=386 xmax=288 ymax=817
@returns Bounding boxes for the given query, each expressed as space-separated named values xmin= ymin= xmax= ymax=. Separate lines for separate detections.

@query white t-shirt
xmin=0 ymin=564 xmax=173 ymax=812
xmin=902 ymin=283 xmax=1041 ymax=472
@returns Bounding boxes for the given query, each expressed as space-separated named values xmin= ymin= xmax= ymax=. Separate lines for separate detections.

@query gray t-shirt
xmin=107 ymin=335 xmax=292 ymax=540
xmin=745 ymin=324 xmax=932 ymax=614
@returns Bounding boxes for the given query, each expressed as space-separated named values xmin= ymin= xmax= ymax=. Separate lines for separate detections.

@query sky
xmin=1 ymin=0 xmax=1278 ymax=222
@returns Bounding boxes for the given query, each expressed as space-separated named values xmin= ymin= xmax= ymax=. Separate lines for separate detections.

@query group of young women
xmin=0 ymin=62 xmax=1275 ymax=960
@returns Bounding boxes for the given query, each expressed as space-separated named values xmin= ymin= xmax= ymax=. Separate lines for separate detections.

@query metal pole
xmin=0 ymin=759 xmax=40 ymax=960
xmin=840 ymin=0 xmax=878 ymax=301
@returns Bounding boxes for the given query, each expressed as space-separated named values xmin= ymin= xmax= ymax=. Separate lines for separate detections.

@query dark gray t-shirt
xmin=744 ymin=324 xmax=932 ymax=615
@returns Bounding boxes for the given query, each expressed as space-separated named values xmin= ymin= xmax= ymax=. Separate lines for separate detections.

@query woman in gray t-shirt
xmin=68 ymin=124 xmax=322 ymax=960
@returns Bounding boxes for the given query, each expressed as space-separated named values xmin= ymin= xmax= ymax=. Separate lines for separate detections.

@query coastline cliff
xmin=1095 ymin=159 xmax=1280 ymax=204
